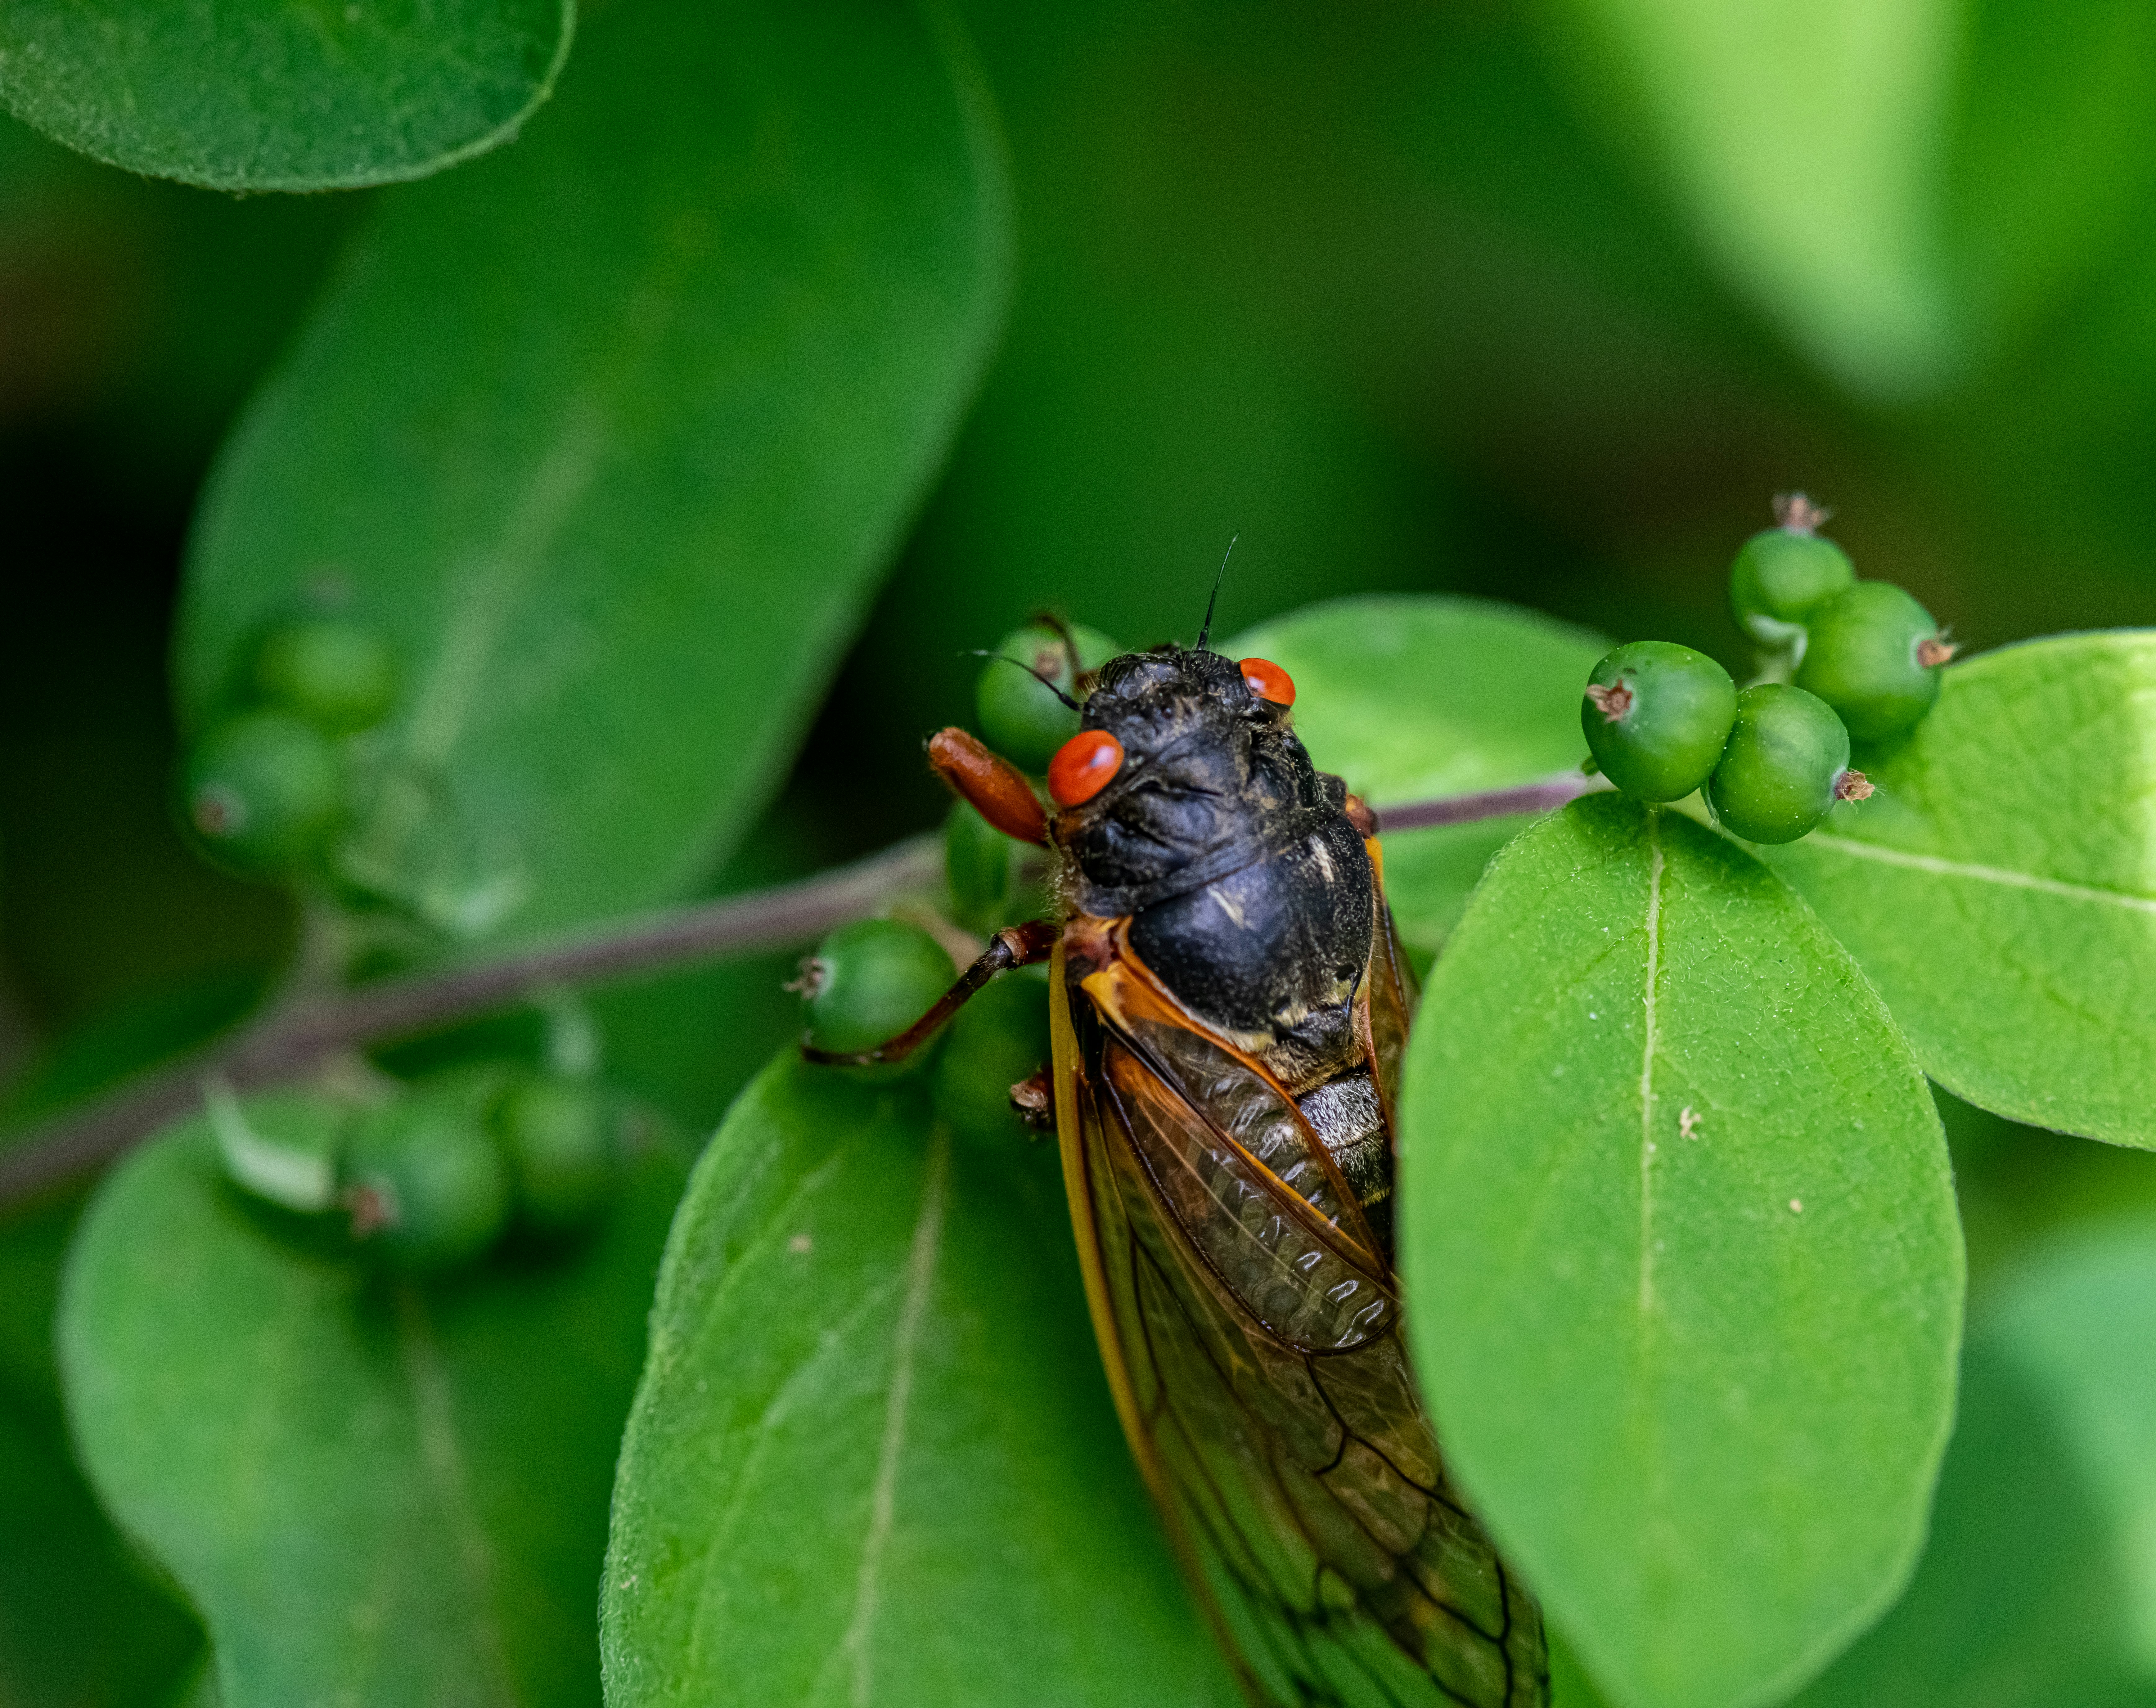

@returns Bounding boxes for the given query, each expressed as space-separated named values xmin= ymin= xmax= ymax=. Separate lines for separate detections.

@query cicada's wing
xmin=1363 ymin=883 xmax=1418 ymax=1122
xmin=1052 ymin=954 xmax=1547 ymax=1708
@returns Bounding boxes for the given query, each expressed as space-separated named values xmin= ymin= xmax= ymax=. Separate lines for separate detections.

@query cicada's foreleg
xmin=927 ymin=727 xmax=1049 ymax=846
xmin=801 ymin=919 xmax=1060 ymax=1067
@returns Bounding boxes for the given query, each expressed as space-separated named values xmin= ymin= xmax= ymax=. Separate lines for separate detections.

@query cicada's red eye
xmin=1239 ymin=656 xmax=1295 ymax=706
xmin=1048 ymin=729 xmax=1123 ymax=808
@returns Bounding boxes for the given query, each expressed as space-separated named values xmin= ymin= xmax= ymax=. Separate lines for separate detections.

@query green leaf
xmin=0 ymin=1195 xmax=203 ymax=1707
xmin=179 ymin=0 xmax=1010 ymax=941
xmin=1543 ymin=0 xmax=1959 ymax=398
xmin=1765 ymin=633 xmax=2156 ymax=1148
xmin=0 ymin=0 xmax=569 ymax=192
xmin=1794 ymin=1216 xmax=2156 ymax=1706
xmin=1400 ymin=796 xmax=1962 ymax=1708
xmin=601 ymin=1055 xmax=1237 ymax=1707
xmin=58 ymin=1105 xmax=686 ymax=1708
xmin=1229 ymin=594 xmax=1607 ymax=953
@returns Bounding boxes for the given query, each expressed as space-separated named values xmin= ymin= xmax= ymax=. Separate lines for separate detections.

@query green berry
xmin=250 ymin=615 xmax=398 ymax=735
xmin=1793 ymin=581 xmax=1950 ymax=741
xmin=945 ymin=800 xmax=1019 ymax=936
xmin=798 ymin=918 xmax=956 ymax=1064
xmin=183 ymin=711 xmax=343 ymax=877
xmin=976 ymin=622 xmax=1119 ymax=773
xmin=1581 ymin=642 xmax=1737 ymax=803
xmin=1729 ymin=497 xmax=1857 ymax=647
xmin=931 ymin=974 xmax=1052 ymax=1141
xmin=341 ymin=1096 xmax=509 ymax=1271
xmin=1707 ymin=684 xmax=1853 ymax=844
xmin=497 ymin=1078 xmax=618 ymax=1234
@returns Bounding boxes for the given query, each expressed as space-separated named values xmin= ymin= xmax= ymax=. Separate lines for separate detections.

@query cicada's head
xmin=1049 ymin=645 xmax=1344 ymax=913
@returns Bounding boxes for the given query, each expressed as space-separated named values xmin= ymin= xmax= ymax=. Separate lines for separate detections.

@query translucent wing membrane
xmin=1364 ymin=889 xmax=1416 ymax=1121
xmin=1056 ymin=949 xmax=1547 ymax=1708
xmin=1104 ymin=1023 xmax=1392 ymax=1353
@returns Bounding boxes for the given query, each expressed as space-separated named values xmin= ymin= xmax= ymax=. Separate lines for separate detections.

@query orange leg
xmin=928 ymin=728 xmax=1049 ymax=846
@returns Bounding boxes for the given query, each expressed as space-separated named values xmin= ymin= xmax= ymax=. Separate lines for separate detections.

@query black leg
xmin=801 ymin=919 xmax=1060 ymax=1067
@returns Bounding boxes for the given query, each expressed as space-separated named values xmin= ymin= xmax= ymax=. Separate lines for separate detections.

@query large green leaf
xmin=1 ymin=1197 xmax=203 ymax=1707
xmin=59 ymin=1107 xmax=686 ymax=1708
xmin=179 ymin=0 xmax=1009 ymax=941
xmin=1766 ymin=633 xmax=2156 ymax=1148
xmin=1230 ymin=595 xmax=1606 ymax=954
xmin=1542 ymin=0 xmax=1960 ymax=398
xmin=0 ymin=0 xmax=569 ymax=192
xmin=1795 ymin=1216 xmax=2156 ymax=1707
xmin=1401 ymin=796 xmax=1961 ymax=1708
xmin=601 ymin=1055 xmax=1236 ymax=1706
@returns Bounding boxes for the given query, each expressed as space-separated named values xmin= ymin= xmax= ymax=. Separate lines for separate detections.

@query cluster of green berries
xmin=214 ymin=1068 xmax=622 ymax=1273
xmin=797 ymin=617 xmax=1120 ymax=1126
xmin=183 ymin=612 xmax=399 ymax=880
xmin=1582 ymin=496 xmax=1955 ymax=843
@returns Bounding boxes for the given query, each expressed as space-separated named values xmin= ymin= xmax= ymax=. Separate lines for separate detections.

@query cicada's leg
xmin=928 ymin=727 xmax=1049 ymax=846
xmin=802 ymin=919 xmax=1060 ymax=1067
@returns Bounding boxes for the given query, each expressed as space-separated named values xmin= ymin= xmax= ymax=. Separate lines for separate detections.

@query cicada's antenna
xmin=965 ymin=650 xmax=1081 ymax=710
xmin=1194 ymin=533 xmax=1239 ymax=653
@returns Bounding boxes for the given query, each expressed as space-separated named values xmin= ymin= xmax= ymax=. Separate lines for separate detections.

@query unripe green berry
xmin=1581 ymin=641 xmax=1737 ymax=803
xmin=341 ymin=1096 xmax=510 ymax=1271
xmin=976 ymin=622 xmax=1119 ymax=774
xmin=183 ymin=711 xmax=343 ymax=877
xmin=497 ymin=1078 xmax=618 ymax=1234
xmin=1729 ymin=499 xmax=1857 ymax=647
xmin=945 ymin=800 xmax=1019 ymax=936
xmin=931 ymin=974 xmax=1052 ymax=1142
xmin=1707 ymin=684 xmax=1853 ymax=844
xmin=1793 ymin=581 xmax=1950 ymax=741
xmin=250 ymin=615 xmax=398 ymax=735
xmin=798 ymin=919 xmax=956 ymax=1063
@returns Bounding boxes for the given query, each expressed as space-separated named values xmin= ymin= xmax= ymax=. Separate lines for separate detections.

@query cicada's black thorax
xmin=1054 ymin=646 xmax=1387 ymax=1206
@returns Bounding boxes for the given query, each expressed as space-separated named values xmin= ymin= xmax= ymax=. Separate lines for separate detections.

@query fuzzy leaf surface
xmin=60 ymin=1107 xmax=684 ymax=1708
xmin=179 ymin=0 xmax=1009 ymax=942
xmin=1401 ymin=796 xmax=1961 ymax=1708
xmin=1230 ymin=594 xmax=1606 ymax=954
xmin=1767 ymin=632 xmax=2156 ymax=1148
xmin=0 ymin=0 xmax=569 ymax=192
xmin=600 ymin=1056 xmax=1235 ymax=1707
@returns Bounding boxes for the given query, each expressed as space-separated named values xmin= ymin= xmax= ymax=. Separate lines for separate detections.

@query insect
xmin=806 ymin=592 xmax=1549 ymax=1707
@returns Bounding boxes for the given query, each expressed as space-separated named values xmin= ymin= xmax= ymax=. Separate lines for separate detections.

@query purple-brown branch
xmin=0 ymin=775 xmax=1592 ymax=1206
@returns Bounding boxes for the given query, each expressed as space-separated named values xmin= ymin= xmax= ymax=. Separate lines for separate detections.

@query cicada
xmin=809 ymin=619 xmax=1548 ymax=1707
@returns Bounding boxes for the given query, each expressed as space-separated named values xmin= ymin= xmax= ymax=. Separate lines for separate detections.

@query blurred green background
xmin=7 ymin=0 xmax=2156 ymax=1700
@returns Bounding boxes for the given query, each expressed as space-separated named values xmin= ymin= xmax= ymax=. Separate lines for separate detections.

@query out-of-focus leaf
xmin=0 ymin=0 xmax=569 ymax=192
xmin=1766 ymin=633 xmax=2156 ymax=1148
xmin=601 ymin=1055 xmax=1236 ymax=1707
xmin=1542 ymin=0 xmax=1960 ymax=399
xmin=1947 ymin=0 xmax=2156 ymax=355
xmin=1401 ymin=796 xmax=1961 ymax=1708
xmin=0 ymin=1193 xmax=204 ymax=1707
xmin=59 ymin=1103 xmax=686 ymax=1708
xmin=1794 ymin=1218 xmax=2156 ymax=1707
xmin=1230 ymin=595 xmax=1606 ymax=952
xmin=0 ymin=1393 xmax=204 ymax=1704
xmin=180 ymin=0 xmax=1009 ymax=942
